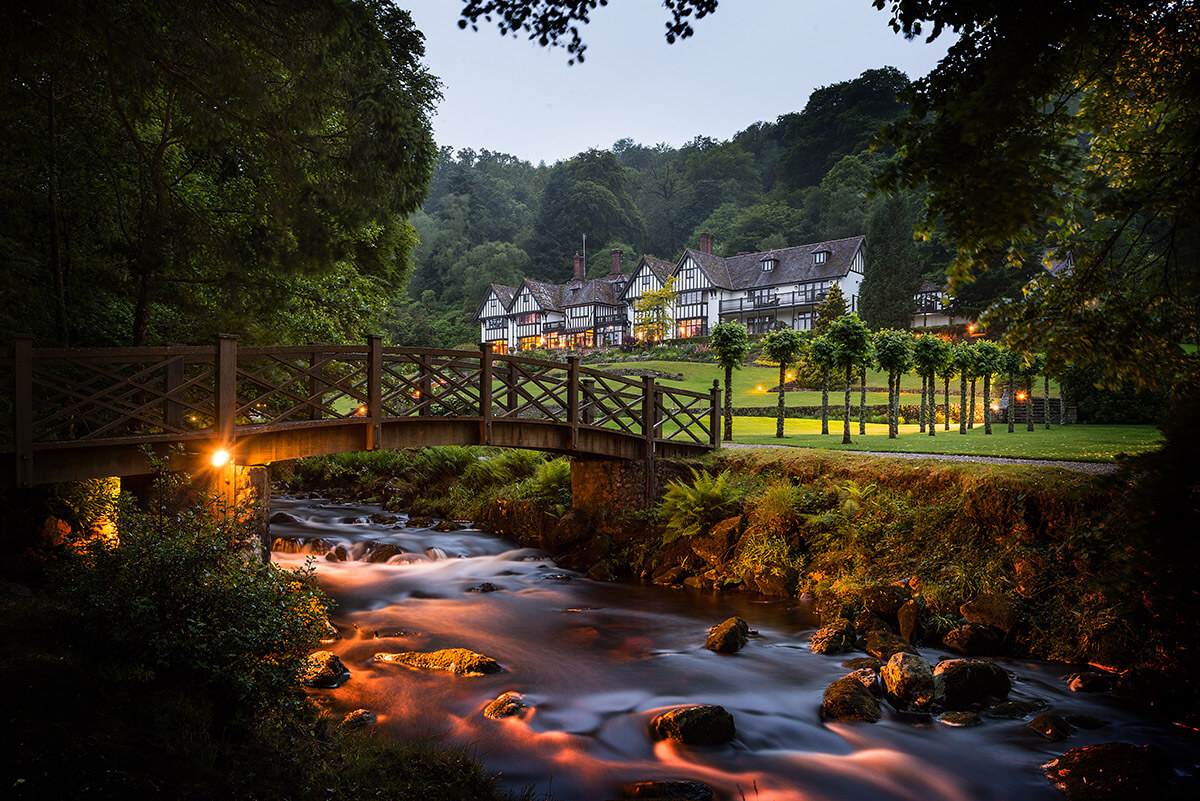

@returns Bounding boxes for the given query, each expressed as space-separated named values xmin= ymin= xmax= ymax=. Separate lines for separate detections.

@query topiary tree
xmin=974 ymin=340 xmax=1004 ymax=435
xmin=761 ymin=328 xmax=806 ymax=438
xmin=710 ymin=321 xmax=750 ymax=442
xmin=828 ymin=315 xmax=873 ymax=444
xmin=1022 ymin=352 xmax=1047 ymax=431
xmin=808 ymin=335 xmax=838 ymax=435
xmin=1000 ymin=347 xmax=1024 ymax=433
xmin=873 ymin=329 xmax=913 ymax=438
xmin=950 ymin=343 xmax=977 ymax=434
xmin=937 ymin=348 xmax=960 ymax=431
xmin=912 ymin=334 xmax=951 ymax=437
xmin=813 ymin=283 xmax=847 ymax=335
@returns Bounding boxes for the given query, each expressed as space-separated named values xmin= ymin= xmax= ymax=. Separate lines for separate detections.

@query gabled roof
xmin=560 ymin=277 xmax=622 ymax=308
xmin=916 ymin=280 xmax=942 ymax=294
xmin=475 ymin=283 xmax=516 ymax=319
xmin=519 ymin=278 xmax=563 ymax=312
xmin=619 ymin=256 xmax=675 ymax=301
xmin=686 ymin=235 xmax=865 ymax=291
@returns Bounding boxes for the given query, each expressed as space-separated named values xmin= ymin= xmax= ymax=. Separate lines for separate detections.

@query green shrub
xmin=658 ymin=468 xmax=743 ymax=544
xmin=57 ymin=493 xmax=330 ymax=713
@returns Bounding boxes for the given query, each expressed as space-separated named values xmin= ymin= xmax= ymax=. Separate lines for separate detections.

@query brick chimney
xmin=610 ymin=248 xmax=624 ymax=277
xmin=699 ymin=232 xmax=714 ymax=255
xmin=573 ymin=251 xmax=585 ymax=281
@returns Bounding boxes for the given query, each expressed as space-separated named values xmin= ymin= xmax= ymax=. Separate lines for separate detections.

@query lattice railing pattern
xmin=234 ymin=347 xmax=369 ymax=427
xmin=381 ymin=350 xmax=483 ymax=418
xmin=492 ymin=357 xmax=571 ymax=422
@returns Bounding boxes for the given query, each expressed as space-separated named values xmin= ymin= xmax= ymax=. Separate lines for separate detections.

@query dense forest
xmin=391 ymin=67 xmax=1033 ymax=348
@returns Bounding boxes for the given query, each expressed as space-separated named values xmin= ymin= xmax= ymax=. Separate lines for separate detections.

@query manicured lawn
xmin=726 ymin=417 xmax=1162 ymax=462
xmin=590 ymin=358 xmax=1060 ymax=409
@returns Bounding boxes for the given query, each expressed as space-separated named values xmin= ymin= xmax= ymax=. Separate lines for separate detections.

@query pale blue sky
xmin=399 ymin=1 xmax=954 ymax=164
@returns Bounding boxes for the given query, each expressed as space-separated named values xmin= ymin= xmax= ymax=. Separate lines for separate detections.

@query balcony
xmin=719 ymin=290 xmax=827 ymax=315
xmin=594 ymin=312 xmax=627 ymax=327
xmin=543 ymin=320 xmax=566 ymax=334
xmin=484 ymin=319 xmax=507 ymax=331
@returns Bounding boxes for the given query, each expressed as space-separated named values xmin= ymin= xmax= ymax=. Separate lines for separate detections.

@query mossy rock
xmin=649 ymin=705 xmax=736 ymax=745
xmin=865 ymin=629 xmax=919 ymax=661
xmin=1028 ymin=712 xmax=1074 ymax=741
xmin=373 ymin=648 xmax=502 ymax=676
xmin=933 ymin=659 xmax=1012 ymax=709
xmin=820 ymin=672 xmax=882 ymax=723
xmin=704 ymin=616 xmax=749 ymax=653
xmin=1043 ymin=742 xmax=1172 ymax=800
xmin=483 ymin=691 xmax=527 ymax=719
xmin=881 ymin=652 xmax=935 ymax=713
xmin=299 ymin=651 xmax=350 ymax=688
xmin=618 ymin=779 xmax=714 ymax=799
xmin=810 ymin=619 xmax=856 ymax=655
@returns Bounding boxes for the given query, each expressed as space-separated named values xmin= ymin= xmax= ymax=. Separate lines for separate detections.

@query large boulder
xmin=861 ymin=584 xmax=911 ymax=621
xmin=960 ymin=593 xmax=1020 ymax=633
xmin=810 ymin=619 xmax=856 ymax=655
xmin=339 ymin=708 xmax=376 ymax=729
xmin=986 ymin=699 xmax=1048 ymax=719
xmin=1066 ymin=671 xmax=1113 ymax=693
xmin=865 ymin=629 xmax=919 ymax=661
xmin=1042 ymin=743 xmax=1172 ymax=801
xmin=1028 ymin=712 xmax=1074 ymax=741
xmin=854 ymin=610 xmax=894 ymax=636
xmin=373 ymin=648 xmax=502 ymax=676
xmin=942 ymin=623 xmax=1007 ymax=656
xmin=743 ymin=565 xmax=798 ymax=597
xmin=649 ymin=705 xmax=736 ymax=746
xmin=299 ymin=651 xmax=350 ymax=688
xmin=367 ymin=543 xmax=404 ymax=563
xmin=933 ymin=659 xmax=1012 ymax=709
xmin=897 ymin=599 xmax=926 ymax=644
xmin=880 ymin=652 xmax=936 ymax=713
xmin=690 ymin=516 xmax=741 ymax=568
xmin=704 ymin=617 xmax=749 ymax=654
xmin=820 ymin=671 xmax=882 ymax=723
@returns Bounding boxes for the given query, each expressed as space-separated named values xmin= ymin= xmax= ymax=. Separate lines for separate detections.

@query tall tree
xmin=827 ymin=315 xmax=872 ymax=444
xmin=912 ymin=334 xmax=949 ymax=438
xmin=710 ymin=320 xmax=750 ymax=442
xmin=762 ymin=328 xmax=805 ymax=438
xmin=973 ymin=341 xmax=1004 ymax=436
xmin=860 ymin=191 xmax=926 ymax=330
xmin=1 ymin=0 xmax=439 ymax=346
xmin=1000 ymin=347 xmax=1023 ymax=434
xmin=813 ymin=283 xmax=847 ymax=335
xmin=950 ymin=343 xmax=976 ymax=435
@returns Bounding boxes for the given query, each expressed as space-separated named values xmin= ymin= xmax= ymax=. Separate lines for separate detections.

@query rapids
xmin=271 ymin=496 xmax=1198 ymax=800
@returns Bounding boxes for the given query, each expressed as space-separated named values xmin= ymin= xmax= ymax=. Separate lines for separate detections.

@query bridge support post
xmin=570 ymin=459 xmax=656 ymax=512
xmin=192 ymin=463 xmax=270 ymax=563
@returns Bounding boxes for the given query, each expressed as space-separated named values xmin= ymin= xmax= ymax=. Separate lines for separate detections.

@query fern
xmin=659 ymin=468 xmax=743 ymax=545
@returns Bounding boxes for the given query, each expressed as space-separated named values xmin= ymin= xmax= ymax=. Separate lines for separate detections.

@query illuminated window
xmin=518 ymin=336 xmax=541 ymax=350
xmin=518 ymin=312 xmax=538 ymax=325
xmin=677 ymin=318 xmax=704 ymax=338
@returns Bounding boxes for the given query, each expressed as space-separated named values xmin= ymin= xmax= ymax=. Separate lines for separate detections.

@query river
xmin=270 ymin=495 xmax=1198 ymax=800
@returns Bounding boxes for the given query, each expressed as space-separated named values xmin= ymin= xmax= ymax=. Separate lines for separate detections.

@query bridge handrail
xmin=2 ymin=335 xmax=718 ymax=487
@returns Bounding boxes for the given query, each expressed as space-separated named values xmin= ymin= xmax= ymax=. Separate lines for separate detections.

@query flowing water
xmin=271 ymin=496 xmax=1198 ymax=800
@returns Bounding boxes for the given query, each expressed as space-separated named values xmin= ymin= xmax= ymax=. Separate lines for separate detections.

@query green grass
xmin=726 ymin=418 xmax=1161 ymax=462
xmin=591 ymin=359 xmax=1060 ymax=408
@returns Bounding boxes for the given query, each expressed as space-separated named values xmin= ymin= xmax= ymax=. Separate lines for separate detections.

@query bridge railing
xmin=2 ymin=335 xmax=718 ymax=487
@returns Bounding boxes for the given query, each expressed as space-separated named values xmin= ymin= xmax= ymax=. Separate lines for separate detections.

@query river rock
xmin=1028 ymin=712 xmax=1074 ymax=741
xmin=881 ymin=652 xmax=936 ymax=713
xmin=405 ymin=516 xmax=435 ymax=528
xmin=938 ymin=711 xmax=982 ymax=727
xmin=649 ymin=705 xmax=736 ymax=746
xmin=432 ymin=519 xmax=462 ymax=532
xmin=690 ymin=516 xmax=741 ymax=567
xmin=743 ymin=564 xmax=798 ymax=597
xmin=367 ymin=543 xmax=404 ymax=563
xmin=1042 ymin=742 xmax=1172 ymax=801
xmin=325 ymin=545 xmax=349 ymax=562
xmin=619 ymin=779 xmax=714 ymax=799
xmin=841 ymin=657 xmax=883 ymax=672
xmin=483 ymin=691 xmax=528 ymax=719
xmin=373 ymin=648 xmax=502 ymax=676
xmin=810 ymin=619 xmax=856 ymax=655
xmin=861 ymin=584 xmax=911 ymax=620
xmin=820 ymin=672 xmax=882 ymax=723
xmin=942 ymin=623 xmax=1007 ymax=655
xmin=299 ymin=651 xmax=350 ymax=688
xmin=269 ymin=510 xmax=302 ymax=525
xmin=854 ymin=610 xmax=894 ymax=636
xmin=369 ymin=512 xmax=398 ymax=525
xmin=865 ymin=629 xmax=919 ymax=661
xmin=897 ymin=599 xmax=925 ymax=644
xmin=960 ymin=592 xmax=1020 ymax=633
xmin=339 ymin=708 xmax=377 ymax=729
xmin=704 ymin=616 xmax=749 ymax=653
xmin=986 ymin=699 xmax=1048 ymax=719
xmin=1066 ymin=714 xmax=1107 ymax=730
xmin=466 ymin=582 xmax=501 ymax=593
xmin=651 ymin=565 xmax=688 ymax=586
xmin=933 ymin=659 xmax=1012 ymax=709
xmin=1066 ymin=670 xmax=1113 ymax=693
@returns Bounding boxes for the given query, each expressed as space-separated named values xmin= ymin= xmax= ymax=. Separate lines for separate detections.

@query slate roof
xmin=521 ymin=278 xmax=563 ymax=312
xmin=476 ymin=283 xmax=516 ymax=319
xmin=559 ymin=277 xmax=623 ymax=308
xmin=916 ymin=280 xmax=941 ymax=294
xmin=681 ymin=235 xmax=865 ymax=291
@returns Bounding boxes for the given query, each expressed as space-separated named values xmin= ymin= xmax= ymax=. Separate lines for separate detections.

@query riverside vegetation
xmin=276 ymin=436 xmax=1200 ymax=727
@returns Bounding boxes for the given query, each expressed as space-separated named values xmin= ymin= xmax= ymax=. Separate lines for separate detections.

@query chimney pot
xmin=699 ymin=233 xmax=714 ymax=255
xmin=610 ymin=248 xmax=623 ymax=276
xmin=573 ymin=252 xmax=585 ymax=282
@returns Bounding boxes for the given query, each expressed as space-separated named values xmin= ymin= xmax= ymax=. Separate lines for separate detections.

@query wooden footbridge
xmin=1 ymin=335 xmax=719 ymax=489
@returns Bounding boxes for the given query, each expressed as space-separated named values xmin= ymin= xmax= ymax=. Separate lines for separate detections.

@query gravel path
xmin=720 ymin=443 xmax=1119 ymax=474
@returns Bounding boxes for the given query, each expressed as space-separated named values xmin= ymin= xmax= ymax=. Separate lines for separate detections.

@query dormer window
xmin=761 ymin=255 xmax=777 ymax=272
xmin=813 ymin=251 xmax=828 ymax=265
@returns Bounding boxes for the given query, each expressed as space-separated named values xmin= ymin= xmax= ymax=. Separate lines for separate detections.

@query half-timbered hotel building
xmin=477 ymin=233 xmax=865 ymax=350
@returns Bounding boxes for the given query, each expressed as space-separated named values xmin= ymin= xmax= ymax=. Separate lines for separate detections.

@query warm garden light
xmin=355 ymin=405 xmax=368 ymax=416
xmin=1017 ymin=392 xmax=1026 ymax=401
xmin=211 ymin=448 xmax=230 ymax=468
xmin=756 ymin=385 xmax=764 ymax=392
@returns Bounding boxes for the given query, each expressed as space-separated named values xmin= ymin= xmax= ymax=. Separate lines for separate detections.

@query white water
xmin=271 ymin=497 xmax=1199 ymax=800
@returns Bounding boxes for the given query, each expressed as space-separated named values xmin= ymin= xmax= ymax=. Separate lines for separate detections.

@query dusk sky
xmin=400 ymin=1 xmax=956 ymax=164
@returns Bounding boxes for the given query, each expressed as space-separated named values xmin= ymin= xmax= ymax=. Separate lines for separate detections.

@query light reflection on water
xmin=271 ymin=496 xmax=1198 ymax=801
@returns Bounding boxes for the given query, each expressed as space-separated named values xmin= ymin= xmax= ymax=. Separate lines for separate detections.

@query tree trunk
xmin=983 ymin=375 xmax=992 ymax=434
xmin=1006 ymin=372 xmax=1015 ymax=433
xmin=969 ymin=379 xmax=977 ymax=429
xmin=919 ymin=374 xmax=927 ymax=433
xmin=944 ymin=376 xmax=951 ymax=430
xmin=858 ymin=364 xmax=866 ymax=435
xmin=842 ymin=364 xmax=852 ymax=444
xmin=821 ymin=371 xmax=829 ymax=435
xmin=959 ymin=374 xmax=967 ymax=434
xmin=1060 ymin=381 xmax=1067 ymax=425
xmin=722 ymin=364 xmax=733 ymax=441
xmin=888 ymin=371 xmax=898 ymax=439
xmin=927 ymin=372 xmax=935 ymax=437
xmin=1045 ymin=373 xmax=1051 ymax=429
xmin=776 ymin=362 xmax=785 ymax=438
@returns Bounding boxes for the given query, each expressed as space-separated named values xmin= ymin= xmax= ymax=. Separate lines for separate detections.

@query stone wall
xmin=571 ymin=459 xmax=653 ymax=512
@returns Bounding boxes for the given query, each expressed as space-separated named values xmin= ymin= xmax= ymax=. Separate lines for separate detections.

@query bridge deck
xmin=1 ymin=337 xmax=718 ymax=487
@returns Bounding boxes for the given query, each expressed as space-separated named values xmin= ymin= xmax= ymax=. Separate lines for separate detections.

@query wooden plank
xmin=642 ymin=375 xmax=655 ymax=459
xmin=709 ymin=379 xmax=720 ymax=448
xmin=215 ymin=335 xmax=237 ymax=451
xmin=165 ymin=350 xmax=184 ymax=430
xmin=567 ymin=355 xmax=580 ymax=451
xmin=479 ymin=343 xmax=493 ymax=444
xmin=367 ymin=335 xmax=383 ymax=448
